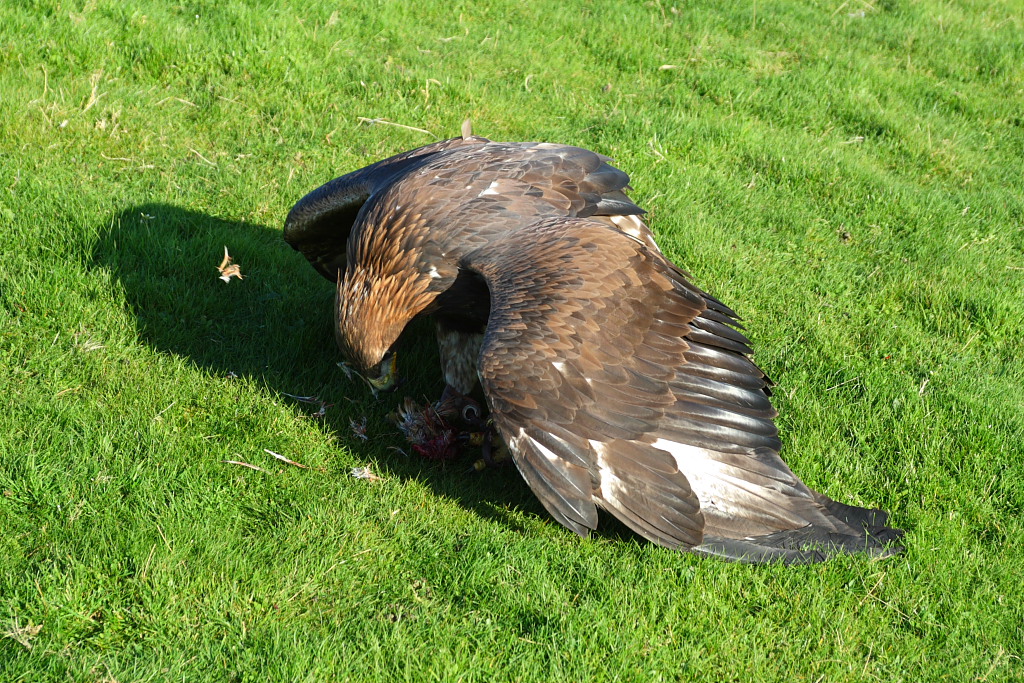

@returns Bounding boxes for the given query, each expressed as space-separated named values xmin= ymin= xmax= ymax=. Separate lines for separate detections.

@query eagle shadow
xmin=90 ymin=203 xmax=640 ymax=542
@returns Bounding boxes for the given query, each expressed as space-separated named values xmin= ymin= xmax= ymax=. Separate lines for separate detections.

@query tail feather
xmin=814 ymin=492 xmax=890 ymax=529
xmin=692 ymin=536 xmax=836 ymax=565
xmin=693 ymin=512 xmax=905 ymax=565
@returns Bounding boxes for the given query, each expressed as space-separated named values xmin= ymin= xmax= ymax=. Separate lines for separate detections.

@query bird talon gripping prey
xmin=285 ymin=131 xmax=904 ymax=564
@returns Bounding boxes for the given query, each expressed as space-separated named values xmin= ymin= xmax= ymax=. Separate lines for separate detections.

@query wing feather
xmin=288 ymin=137 xmax=663 ymax=289
xmin=284 ymin=136 xmax=490 ymax=280
xmin=510 ymin=427 xmax=598 ymax=533
xmin=468 ymin=217 xmax=901 ymax=562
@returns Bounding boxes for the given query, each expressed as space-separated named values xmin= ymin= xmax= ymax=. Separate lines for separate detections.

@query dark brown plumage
xmin=284 ymin=133 xmax=903 ymax=564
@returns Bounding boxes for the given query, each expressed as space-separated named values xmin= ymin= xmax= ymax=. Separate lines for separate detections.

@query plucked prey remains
xmin=284 ymin=131 xmax=903 ymax=564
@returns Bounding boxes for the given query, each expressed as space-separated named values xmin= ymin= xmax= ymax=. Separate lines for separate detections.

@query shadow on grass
xmin=87 ymin=203 xmax=641 ymax=540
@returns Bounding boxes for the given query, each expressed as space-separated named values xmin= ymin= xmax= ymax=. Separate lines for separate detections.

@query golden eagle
xmin=284 ymin=132 xmax=903 ymax=563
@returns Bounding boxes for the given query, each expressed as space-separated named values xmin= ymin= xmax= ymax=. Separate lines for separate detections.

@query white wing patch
xmin=590 ymin=439 xmax=627 ymax=509
xmin=649 ymin=438 xmax=739 ymax=517
xmin=530 ymin=434 xmax=561 ymax=464
xmin=510 ymin=429 xmax=563 ymax=467
xmin=508 ymin=428 xmax=528 ymax=456
xmin=479 ymin=180 xmax=501 ymax=197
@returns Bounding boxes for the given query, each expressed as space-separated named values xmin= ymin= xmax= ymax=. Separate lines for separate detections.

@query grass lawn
xmin=2 ymin=0 xmax=1023 ymax=680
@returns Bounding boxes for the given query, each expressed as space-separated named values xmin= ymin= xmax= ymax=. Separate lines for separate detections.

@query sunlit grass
xmin=1 ymin=0 xmax=1022 ymax=680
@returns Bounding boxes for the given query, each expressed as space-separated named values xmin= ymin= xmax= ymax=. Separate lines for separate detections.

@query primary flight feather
xmin=284 ymin=133 xmax=903 ymax=564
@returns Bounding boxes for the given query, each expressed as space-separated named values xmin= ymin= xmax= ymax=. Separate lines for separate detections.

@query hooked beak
xmin=337 ymin=353 xmax=398 ymax=397
xmin=365 ymin=352 xmax=399 ymax=396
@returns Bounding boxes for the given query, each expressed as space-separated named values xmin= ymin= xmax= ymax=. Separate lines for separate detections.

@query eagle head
xmin=334 ymin=262 xmax=444 ymax=393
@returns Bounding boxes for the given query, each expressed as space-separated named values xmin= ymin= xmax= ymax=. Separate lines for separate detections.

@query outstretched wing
xmin=290 ymin=139 xmax=660 ymax=284
xmin=468 ymin=217 xmax=900 ymax=563
xmin=284 ymin=135 xmax=490 ymax=281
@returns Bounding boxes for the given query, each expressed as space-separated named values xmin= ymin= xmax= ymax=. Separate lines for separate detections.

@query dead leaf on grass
xmin=217 ymin=246 xmax=244 ymax=283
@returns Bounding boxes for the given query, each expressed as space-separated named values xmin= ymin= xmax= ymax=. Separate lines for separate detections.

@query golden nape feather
xmin=284 ymin=134 xmax=904 ymax=564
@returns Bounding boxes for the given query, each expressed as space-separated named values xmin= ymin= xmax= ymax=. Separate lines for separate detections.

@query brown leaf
xmin=217 ymin=246 xmax=244 ymax=283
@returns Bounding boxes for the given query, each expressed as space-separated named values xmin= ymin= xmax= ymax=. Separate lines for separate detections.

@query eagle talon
xmin=467 ymin=425 xmax=508 ymax=472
